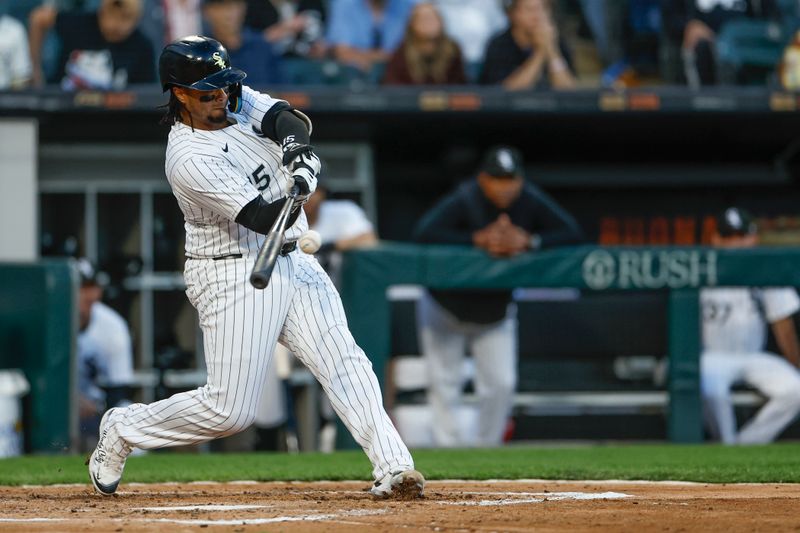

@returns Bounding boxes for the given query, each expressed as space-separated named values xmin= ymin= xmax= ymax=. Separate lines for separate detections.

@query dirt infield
xmin=1 ymin=480 xmax=799 ymax=532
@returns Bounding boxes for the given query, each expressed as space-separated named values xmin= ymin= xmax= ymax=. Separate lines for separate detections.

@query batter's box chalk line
xmin=438 ymin=491 xmax=632 ymax=507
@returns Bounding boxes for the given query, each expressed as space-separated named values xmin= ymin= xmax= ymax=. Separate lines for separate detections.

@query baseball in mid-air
xmin=299 ymin=229 xmax=322 ymax=254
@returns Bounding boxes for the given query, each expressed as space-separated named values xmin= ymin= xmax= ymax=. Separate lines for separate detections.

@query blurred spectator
xmin=479 ymin=0 xmax=577 ymax=90
xmin=383 ymin=2 xmax=466 ymax=85
xmin=76 ymin=259 xmax=135 ymax=452
xmin=662 ymin=0 xmax=782 ymax=87
xmin=243 ymin=0 xmax=327 ymax=58
xmin=431 ymin=0 xmax=506 ymax=65
xmin=701 ymin=207 xmax=800 ymax=444
xmin=579 ymin=0 xmax=614 ymax=67
xmin=163 ymin=0 xmax=203 ymax=43
xmin=779 ymin=29 xmax=800 ymax=89
xmin=28 ymin=0 xmax=156 ymax=89
xmin=326 ymin=0 xmax=416 ymax=74
xmin=203 ymin=0 xmax=283 ymax=85
xmin=413 ymin=146 xmax=583 ymax=447
xmin=0 ymin=12 xmax=32 ymax=89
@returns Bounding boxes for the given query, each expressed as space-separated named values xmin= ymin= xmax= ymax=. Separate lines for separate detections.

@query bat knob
xmin=250 ymin=274 xmax=268 ymax=290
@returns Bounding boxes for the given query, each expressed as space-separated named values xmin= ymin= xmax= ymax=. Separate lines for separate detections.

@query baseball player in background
xmin=76 ymin=259 xmax=134 ymax=452
xmin=413 ymin=146 xmax=583 ymax=447
xmin=702 ymin=207 xmax=800 ymax=444
xmin=87 ymin=35 xmax=424 ymax=498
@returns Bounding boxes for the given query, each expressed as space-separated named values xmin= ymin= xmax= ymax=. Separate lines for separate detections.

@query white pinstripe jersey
xmin=165 ymin=85 xmax=308 ymax=258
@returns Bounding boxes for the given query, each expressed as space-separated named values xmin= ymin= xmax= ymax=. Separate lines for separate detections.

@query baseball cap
xmin=481 ymin=145 xmax=524 ymax=178
xmin=717 ymin=207 xmax=757 ymax=237
xmin=76 ymin=258 xmax=109 ymax=287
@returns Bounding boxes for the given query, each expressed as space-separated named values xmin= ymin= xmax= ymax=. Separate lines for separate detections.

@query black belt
xmin=280 ymin=241 xmax=297 ymax=256
xmin=187 ymin=241 xmax=296 ymax=261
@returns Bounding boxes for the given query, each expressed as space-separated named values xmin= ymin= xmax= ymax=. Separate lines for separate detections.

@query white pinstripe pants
xmin=114 ymin=251 xmax=414 ymax=479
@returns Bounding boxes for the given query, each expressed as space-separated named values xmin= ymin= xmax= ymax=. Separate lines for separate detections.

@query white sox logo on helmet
xmin=212 ymin=52 xmax=226 ymax=69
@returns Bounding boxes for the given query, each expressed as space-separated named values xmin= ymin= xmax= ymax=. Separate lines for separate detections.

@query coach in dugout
xmin=413 ymin=145 xmax=583 ymax=447
xmin=701 ymin=207 xmax=800 ymax=444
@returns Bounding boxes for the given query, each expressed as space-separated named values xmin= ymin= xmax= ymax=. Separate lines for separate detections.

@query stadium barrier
xmin=340 ymin=243 xmax=800 ymax=443
xmin=3 ymin=246 xmax=798 ymax=451
xmin=0 ymin=260 xmax=75 ymax=453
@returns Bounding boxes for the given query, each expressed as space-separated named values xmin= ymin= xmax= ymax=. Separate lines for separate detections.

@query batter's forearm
xmin=259 ymin=103 xmax=311 ymax=145
xmin=236 ymin=196 xmax=302 ymax=235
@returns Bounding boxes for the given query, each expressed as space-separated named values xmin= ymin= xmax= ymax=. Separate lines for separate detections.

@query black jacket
xmin=413 ymin=179 xmax=583 ymax=323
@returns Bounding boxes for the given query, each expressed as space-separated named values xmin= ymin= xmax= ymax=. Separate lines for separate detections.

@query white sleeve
xmin=761 ymin=288 xmax=800 ymax=323
xmin=233 ymin=85 xmax=288 ymax=131
xmin=171 ymin=155 xmax=259 ymax=221
xmin=99 ymin=317 xmax=134 ymax=386
xmin=337 ymin=201 xmax=374 ymax=240
xmin=88 ymin=304 xmax=134 ymax=386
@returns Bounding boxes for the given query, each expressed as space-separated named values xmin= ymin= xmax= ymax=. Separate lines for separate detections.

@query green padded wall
xmin=0 ymin=260 xmax=75 ymax=452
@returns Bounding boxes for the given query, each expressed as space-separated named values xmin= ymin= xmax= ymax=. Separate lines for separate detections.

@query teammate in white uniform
xmin=76 ymin=259 xmax=134 ymax=451
xmin=701 ymin=207 xmax=800 ymax=444
xmin=87 ymin=35 xmax=423 ymax=498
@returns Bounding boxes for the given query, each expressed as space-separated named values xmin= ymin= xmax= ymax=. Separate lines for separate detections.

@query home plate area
xmin=2 ymin=480 xmax=800 ymax=531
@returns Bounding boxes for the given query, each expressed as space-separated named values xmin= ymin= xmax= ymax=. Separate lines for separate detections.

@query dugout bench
xmin=340 ymin=243 xmax=800 ymax=444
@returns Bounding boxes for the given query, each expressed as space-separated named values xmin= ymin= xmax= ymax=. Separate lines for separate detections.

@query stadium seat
xmin=281 ymin=58 xmax=355 ymax=86
xmin=716 ymin=20 xmax=793 ymax=84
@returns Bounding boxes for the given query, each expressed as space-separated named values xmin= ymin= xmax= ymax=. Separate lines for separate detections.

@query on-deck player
xmin=87 ymin=35 xmax=424 ymax=498
xmin=702 ymin=207 xmax=800 ymax=444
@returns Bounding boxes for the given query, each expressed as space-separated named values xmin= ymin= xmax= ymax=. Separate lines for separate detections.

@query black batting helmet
xmin=158 ymin=35 xmax=246 ymax=92
xmin=717 ymin=207 xmax=757 ymax=237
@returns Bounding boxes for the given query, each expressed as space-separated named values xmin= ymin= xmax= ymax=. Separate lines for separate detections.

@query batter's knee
xmin=197 ymin=397 xmax=256 ymax=436
xmin=213 ymin=410 xmax=256 ymax=437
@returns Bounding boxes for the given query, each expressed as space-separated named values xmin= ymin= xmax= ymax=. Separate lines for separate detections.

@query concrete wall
xmin=0 ymin=119 xmax=37 ymax=261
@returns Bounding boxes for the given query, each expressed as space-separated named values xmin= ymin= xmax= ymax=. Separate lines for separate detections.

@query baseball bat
xmin=249 ymin=185 xmax=300 ymax=290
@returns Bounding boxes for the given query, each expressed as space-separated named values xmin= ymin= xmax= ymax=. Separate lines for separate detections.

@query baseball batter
xmin=702 ymin=207 xmax=800 ymax=444
xmin=88 ymin=35 xmax=423 ymax=498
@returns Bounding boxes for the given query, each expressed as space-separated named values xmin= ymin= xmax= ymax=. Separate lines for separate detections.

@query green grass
xmin=3 ymin=444 xmax=800 ymax=486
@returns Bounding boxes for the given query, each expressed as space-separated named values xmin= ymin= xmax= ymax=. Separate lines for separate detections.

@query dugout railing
xmin=339 ymin=243 xmax=800 ymax=444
